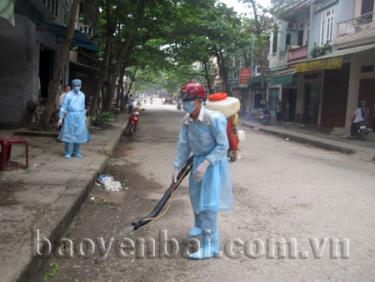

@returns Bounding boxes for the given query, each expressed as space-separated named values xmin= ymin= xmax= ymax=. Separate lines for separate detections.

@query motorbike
xmin=177 ymin=102 xmax=182 ymax=111
xmin=125 ymin=111 xmax=139 ymax=135
xmin=357 ymin=123 xmax=369 ymax=141
xmin=260 ymin=109 xmax=272 ymax=126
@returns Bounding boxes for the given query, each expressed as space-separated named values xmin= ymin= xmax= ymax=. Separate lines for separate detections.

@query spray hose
xmin=125 ymin=156 xmax=194 ymax=233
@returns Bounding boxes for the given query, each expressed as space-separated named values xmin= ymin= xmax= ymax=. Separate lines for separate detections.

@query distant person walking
xmin=276 ymin=100 xmax=282 ymax=123
xmin=128 ymin=94 xmax=134 ymax=113
xmin=56 ymin=85 xmax=71 ymax=110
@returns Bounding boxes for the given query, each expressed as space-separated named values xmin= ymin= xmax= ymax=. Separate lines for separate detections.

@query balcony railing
xmin=288 ymin=45 xmax=308 ymax=62
xmin=337 ymin=10 xmax=375 ymax=37
xmin=78 ymin=24 xmax=93 ymax=36
xmin=41 ymin=0 xmax=71 ymax=25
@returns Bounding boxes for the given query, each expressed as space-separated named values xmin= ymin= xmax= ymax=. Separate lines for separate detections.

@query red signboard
xmin=239 ymin=67 xmax=252 ymax=87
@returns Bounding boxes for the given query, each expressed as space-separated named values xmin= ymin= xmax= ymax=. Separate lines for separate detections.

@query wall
xmin=268 ymin=21 xmax=288 ymax=69
xmin=337 ymin=0 xmax=355 ymax=23
xmin=345 ymin=48 xmax=375 ymax=128
xmin=0 ymin=15 xmax=37 ymax=127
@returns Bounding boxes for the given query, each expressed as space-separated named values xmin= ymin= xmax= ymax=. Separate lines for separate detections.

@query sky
xmin=220 ymin=0 xmax=272 ymax=16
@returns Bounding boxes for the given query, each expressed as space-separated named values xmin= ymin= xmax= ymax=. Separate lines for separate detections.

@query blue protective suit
xmin=58 ymin=91 xmax=90 ymax=144
xmin=173 ymin=106 xmax=233 ymax=214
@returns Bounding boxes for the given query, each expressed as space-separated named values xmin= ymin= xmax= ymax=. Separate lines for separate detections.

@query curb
xmin=17 ymin=117 xmax=127 ymax=282
xmin=240 ymin=121 xmax=355 ymax=155
xmin=258 ymin=127 xmax=355 ymax=155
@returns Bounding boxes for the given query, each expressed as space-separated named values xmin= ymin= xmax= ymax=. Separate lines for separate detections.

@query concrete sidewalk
xmin=0 ymin=114 xmax=127 ymax=282
xmin=240 ymin=119 xmax=375 ymax=162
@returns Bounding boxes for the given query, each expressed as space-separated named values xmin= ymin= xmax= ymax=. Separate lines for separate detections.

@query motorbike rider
xmin=172 ymin=81 xmax=233 ymax=259
xmin=126 ymin=110 xmax=139 ymax=135
xmin=350 ymin=101 xmax=367 ymax=139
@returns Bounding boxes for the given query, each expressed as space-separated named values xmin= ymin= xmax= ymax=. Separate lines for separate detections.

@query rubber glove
xmin=57 ymin=118 xmax=63 ymax=127
xmin=193 ymin=160 xmax=210 ymax=182
xmin=172 ymin=169 xmax=179 ymax=183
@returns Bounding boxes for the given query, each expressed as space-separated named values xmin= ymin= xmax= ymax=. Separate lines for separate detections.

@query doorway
xmin=358 ymin=78 xmax=375 ymax=128
xmin=282 ymin=88 xmax=297 ymax=121
xmin=39 ymin=46 xmax=55 ymax=100
xmin=304 ymin=80 xmax=321 ymax=124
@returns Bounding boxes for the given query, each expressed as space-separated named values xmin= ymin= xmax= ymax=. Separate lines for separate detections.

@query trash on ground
xmin=96 ymin=174 xmax=123 ymax=191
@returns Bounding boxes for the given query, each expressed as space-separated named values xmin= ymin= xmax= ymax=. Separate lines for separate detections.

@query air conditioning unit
xmin=287 ymin=22 xmax=297 ymax=29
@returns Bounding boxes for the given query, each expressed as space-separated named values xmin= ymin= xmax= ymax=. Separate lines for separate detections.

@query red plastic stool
xmin=0 ymin=136 xmax=29 ymax=171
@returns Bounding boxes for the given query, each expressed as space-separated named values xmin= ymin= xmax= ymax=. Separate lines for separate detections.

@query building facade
xmin=267 ymin=0 xmax=375 ymax=131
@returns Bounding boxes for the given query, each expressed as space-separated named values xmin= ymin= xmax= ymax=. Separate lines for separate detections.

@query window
xmin=272 ymin=27 xmax=278 ymax=53
xmin=320 ymin=8 xmax=335 ymax=46
xmin=285 ymin=33 xmax=291 ymax=49
xmin=298 ymin=30 xmax=304 ymax=46
xmin=361 ymin=0 xmax=374 ymax=23
xmin=361 ymin=65 xmax=374 ymax=73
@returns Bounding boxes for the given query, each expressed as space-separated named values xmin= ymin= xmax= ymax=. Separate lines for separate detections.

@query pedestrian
xmin=57 ymin=79 xmax=90 ymax=159
xmin=350 ymin=101 xmax=366 ymax=139
xmin=55 ymin=85 xmax=71 ymax=131
xmin=56 ymin=85 xmax=71 ymax=110
xmin=276 ymin=100 xmax=282 ymax=123
xmin=172 ymin=81 xmax=233 ymax=259
xmin=128 ymin=94 xmax=134 ymax=113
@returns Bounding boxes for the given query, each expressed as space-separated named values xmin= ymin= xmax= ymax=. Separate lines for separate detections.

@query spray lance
xmin=121 ymin=156 xmax=194 ymax=235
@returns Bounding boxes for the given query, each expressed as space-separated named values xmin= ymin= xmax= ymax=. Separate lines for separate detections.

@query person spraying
xmin=57 ymin=79 xmax=90 ymax=159
xmin=172 ymin=81 xmax=233 ymax=259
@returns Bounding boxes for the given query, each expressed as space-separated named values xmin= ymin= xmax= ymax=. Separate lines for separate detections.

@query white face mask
xmin=73 ymin=86 xmax=81 ymax=93
xmin=183 ymin=101 xmax=196 ymax=113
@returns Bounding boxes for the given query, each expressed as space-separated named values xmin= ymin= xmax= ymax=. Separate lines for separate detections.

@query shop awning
xmin=268 ymin=68 xmax=296 ymax=85
xmin=42 ymin=22 xmax=97 ymax=52
xmin=249 ymin=75 xmax=261 ymax=85
xmin=293 ymin=44 xmax=375 ymax=73
xmin=269 ymin=74 xmax=296 ymax=85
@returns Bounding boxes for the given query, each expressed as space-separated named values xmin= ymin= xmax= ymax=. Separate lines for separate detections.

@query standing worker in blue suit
xmin=57 ymin=79 xmax=90 ymax=159
xmin=172 ymin=81 xmax=233 ymax=259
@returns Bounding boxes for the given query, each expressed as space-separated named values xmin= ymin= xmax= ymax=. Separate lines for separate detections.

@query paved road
xmin=35 ymin=101 xmax=375 ymax=282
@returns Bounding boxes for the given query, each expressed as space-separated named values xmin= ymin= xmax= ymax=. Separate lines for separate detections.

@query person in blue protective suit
xmin=172 ymin=81 xmax=233 ymax=259
xmin=57 ymin=79 xmax=90 ymax=159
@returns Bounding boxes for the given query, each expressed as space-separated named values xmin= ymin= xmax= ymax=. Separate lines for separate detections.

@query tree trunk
xmin=218 ymin=49 xmax=231 ymax=95
xmin=39 ymin=0 xmax=80 ymax=130
xmin=202 ymin=57 xmax=213 ymax=94
xmin=89 ymin=0 xmax=115 ymax=116
xmin=116 ymin=66 xmax=125 ymax=107
xmin=247 ymin=1 xmax=267 ymax=101
xmin=102 ymin=0 xmax=146 ymax=112
xmin=126 ymin=66 xmax=137 ymax=96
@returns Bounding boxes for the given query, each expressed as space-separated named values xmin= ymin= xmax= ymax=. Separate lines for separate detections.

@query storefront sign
xmin=239 ymin=68 xmax=252 ymax=88
xmin=294 ymin=57 xmax=343 ymax=73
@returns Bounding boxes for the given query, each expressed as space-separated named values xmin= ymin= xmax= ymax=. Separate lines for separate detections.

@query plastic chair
xmin=0 ymin=136 xmax=29 ymax=171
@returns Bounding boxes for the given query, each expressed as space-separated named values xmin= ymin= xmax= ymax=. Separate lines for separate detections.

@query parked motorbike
xmin=357 ymin=123 xmax=369 ymax=141
xmin=260 ymin=109 xmax=272 ymax=126
xmin=126 ymin=111 xmax=139 ymax=135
